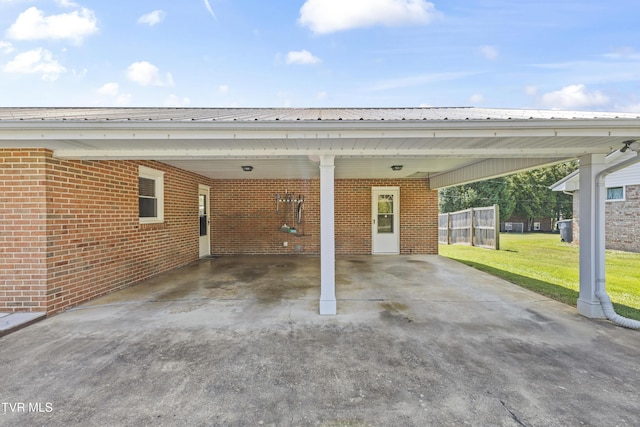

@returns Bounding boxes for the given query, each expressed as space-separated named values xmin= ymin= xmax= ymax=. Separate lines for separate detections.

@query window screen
xmin=139 ymin=177 xmax=157 ymax=217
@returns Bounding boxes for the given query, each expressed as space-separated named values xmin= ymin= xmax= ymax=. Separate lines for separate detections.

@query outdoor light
xmin=241 ymin=165 xmax=254 ymax=172
xmin=391 ymin=165 xmax=403 ymax=171
xmin=620 ymin=140 xmax=639 ymax=153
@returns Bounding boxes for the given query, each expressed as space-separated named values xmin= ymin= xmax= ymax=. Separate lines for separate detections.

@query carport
xmin=1 ymin=107 xmax=640 ymax=319
xmin=1 ymin=254 xmax=640 ymax=425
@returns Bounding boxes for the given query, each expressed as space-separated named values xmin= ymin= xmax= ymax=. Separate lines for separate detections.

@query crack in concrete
xmin=500 ymin=400 xmax=527 ymax=427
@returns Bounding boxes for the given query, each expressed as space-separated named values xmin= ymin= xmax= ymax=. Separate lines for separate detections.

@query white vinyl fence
xmin=438 ymin=205 xmax=500 ymax=250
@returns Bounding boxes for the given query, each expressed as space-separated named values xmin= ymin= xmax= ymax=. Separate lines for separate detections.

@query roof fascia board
xmin=2 ymin=126 xmax=640 ymax=143
xmin=0 ymin=118 xmax=640 ymax=132
xmin=51 ymin=148 xmax=592 ymax=160
xmin=429 ymin=157 xmax=567 ymax=189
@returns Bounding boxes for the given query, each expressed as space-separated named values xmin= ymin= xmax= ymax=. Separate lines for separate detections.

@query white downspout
xmin=594 ymin=141 xmax=640 ymax=329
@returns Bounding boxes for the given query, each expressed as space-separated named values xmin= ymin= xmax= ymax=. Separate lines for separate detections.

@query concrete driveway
xmin=1 ymin=255 xmax=639 ymax=426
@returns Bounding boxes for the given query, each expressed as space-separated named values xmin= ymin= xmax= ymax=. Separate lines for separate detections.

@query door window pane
xmin=199 ymin=194 xmax=207 ymax=236
xmin=199 ymin=194 xmax=206 ymax=216
xmin=378 ymin=214 xmax=393 ymax=233
xmin=377 ymin=194 xmax=394 ymax=233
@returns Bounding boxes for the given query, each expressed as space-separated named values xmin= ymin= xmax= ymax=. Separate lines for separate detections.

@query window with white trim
xmin=139 ymin=166 xmax=164 ymax=223
xmin=606 ymin=186 xmax=624 ymax=201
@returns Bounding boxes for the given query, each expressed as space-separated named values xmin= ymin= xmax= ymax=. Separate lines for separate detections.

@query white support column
xmin=577 ymin=154 xmax=607 ymax=318
xmin=319 ymin=155 xmax=337 ymax=315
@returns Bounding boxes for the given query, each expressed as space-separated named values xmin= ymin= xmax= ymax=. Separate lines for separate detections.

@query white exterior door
xmin=198 ymin=185 xmax=211 ymax=258
xmin=372 ymin=187 xmax=400 ymax=254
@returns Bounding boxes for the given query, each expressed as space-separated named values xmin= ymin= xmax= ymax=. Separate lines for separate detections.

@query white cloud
xmin=127 ymin=61 xmax=174 ymax=87
xmin=2 ymin=48 xmax=66 ymax=80
xmin=6 ymin=6 xmax=98 ymax=45
xmin=286 ymin=50 xmax=321 ymax=65
xmin=55 ymin=0 xmax=78 ymax=7
xmin=138 ymin=10 xmax=166 ymax=26
xmin=277 ymin=91 xmax=292 ymax=107
xmin=115 ymin=94 xmax=132 ymax=106
xmin=317 ymin=91 xmax=327 ymax=100
xmin=0 ymin=41 xmax=15 ymax=54
xmin=617 ymin=103 xmax=640 ymax=113
xmin=604 ymin=47 xmax=640 ymax=60
xmin=298 ymin=0 xmax=439 ymax=34
xmin=540 ymin=84 xmax=609 ymax=109
xmin=524 ymin=85 xmax=538 ymax=96
xmin=97 ymin=82 xmax=119 ymax=96
xmin=479 ymin=45 xmax=499 ymax=60
xmin=218 ymin=85 xmax=229 ymax=94
xmin=164 ymin=94 xmax=190 ymax=107
xmin=369 ymin=71 xmax=478 ymax=91
xmin=203 ymin=0 xmax=216 ymax=19
xmin=96 ymin=82 xmax=131 ymax=106
xmin=469 ymin=93 xmax=484 ymax=104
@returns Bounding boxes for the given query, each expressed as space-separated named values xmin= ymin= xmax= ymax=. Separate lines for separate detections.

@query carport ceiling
xmin=1 ymin=107 xmax=639 ymax=186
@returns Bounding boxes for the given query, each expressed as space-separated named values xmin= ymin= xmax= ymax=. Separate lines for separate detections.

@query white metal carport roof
xmin=2 ymin=106 xmax=640 ymax=320
xmin=1 ymin=107 xmax=640 ymax=187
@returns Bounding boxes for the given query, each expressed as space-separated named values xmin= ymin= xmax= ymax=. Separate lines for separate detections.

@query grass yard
xmin=439 ymin=233 xmax=640 ymax=321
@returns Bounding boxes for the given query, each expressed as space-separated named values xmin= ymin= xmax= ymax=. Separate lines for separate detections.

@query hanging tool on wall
xmin=280 ymin=191 xmax=290 ymax=232
xmin=276 ymin=191 xmax=306 ymax=234
xmin=297 ymin=195 xmax=304 ymax=224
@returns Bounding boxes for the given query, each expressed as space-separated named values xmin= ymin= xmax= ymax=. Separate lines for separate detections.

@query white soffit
xmin=1 ymin=107 xmax=639 ymax=183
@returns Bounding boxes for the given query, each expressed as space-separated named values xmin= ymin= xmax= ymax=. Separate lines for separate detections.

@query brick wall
xmin=2 ymin=151 xmax=439 ymax=314
xmin=502 ymin=216 xmax=554 ymax=232
xmin=210 ymin=178 xmax=438 ymax=255
xmin=210 ymin=179 xmax=321 ymax=255
xmin=0 ymin=149 xmax=49 ymax=312
xmin=1 ymin=150 xmax=214 ymax=314
xmin=571 ymin=186 xmax=639 ymax=252
xmin=605 ymin=184 xmax=640 ymax=252
xmin=335 ymin=179 xmax=438 ymax=255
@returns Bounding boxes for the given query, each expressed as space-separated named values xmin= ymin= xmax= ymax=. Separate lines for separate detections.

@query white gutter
xmin=594 ymin=140 xmax=640 ymax=329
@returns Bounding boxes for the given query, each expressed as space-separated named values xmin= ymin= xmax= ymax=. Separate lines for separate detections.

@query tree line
xmin=438 ymin=161 xmax=577 ymax=231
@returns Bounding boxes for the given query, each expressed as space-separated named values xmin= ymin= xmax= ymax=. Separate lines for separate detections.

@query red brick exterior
xmin=1 ymin=150 xmax=213 ymax=314
xmin=0 ymin=150 xmax=49 ymax=313
xmin=1 ymin=149 xmax=439 ymax=314
xmin=211 ymin=179 xmax=321 ymax=255
xmin=209 ymin=178 xmax=438 ymax=256
xmin=501 ymin=216 xmax=554 ymax=232
xmin=334 ymin=179 xmax=438 ymax=255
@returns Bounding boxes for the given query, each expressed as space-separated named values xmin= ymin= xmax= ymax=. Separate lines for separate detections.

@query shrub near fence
xmin=438 ymin=205 xmax=500 ymax=250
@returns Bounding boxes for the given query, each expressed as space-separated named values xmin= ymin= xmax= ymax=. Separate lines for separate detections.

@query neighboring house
xmin=1 ymin=107 xmax=639 ymax=317
xmin=551 ymin=154 xmax=640 ymax=253
xmin=501 ymin=216 xmax=554 ymax=232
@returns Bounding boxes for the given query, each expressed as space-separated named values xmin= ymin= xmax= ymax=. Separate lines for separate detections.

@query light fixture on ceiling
xmin=241 ymin=165 xmax=254 ymax=172
xmin=391 ymin=165 xmax=403 ymax=171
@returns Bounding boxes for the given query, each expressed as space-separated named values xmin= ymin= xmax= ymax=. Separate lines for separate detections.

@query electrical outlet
xmin=283 ymin=241 xmax=288 ymax=247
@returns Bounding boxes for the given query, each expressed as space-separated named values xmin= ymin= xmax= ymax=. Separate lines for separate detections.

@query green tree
xmin=509 ymin=161 xmax=577 ymax=230
xmin=438 ymin=161 xmax=577 ymax=229
xmin=439 ymin=177 xmax=515 ymax=221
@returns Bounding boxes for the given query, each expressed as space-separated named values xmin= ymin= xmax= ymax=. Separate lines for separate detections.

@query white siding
xmin=606 ymin=162 xmax=640 ymax=187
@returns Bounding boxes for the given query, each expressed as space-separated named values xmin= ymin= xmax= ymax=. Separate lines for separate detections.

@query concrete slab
xmin=0 ymin=312 xmax=46 ymax=338
xmin=1 ymin=255 xmax=639 ymax=426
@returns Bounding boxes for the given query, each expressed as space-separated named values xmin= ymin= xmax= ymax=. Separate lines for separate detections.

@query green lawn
xmin=439 ymin=233 xmax=640 ymax=320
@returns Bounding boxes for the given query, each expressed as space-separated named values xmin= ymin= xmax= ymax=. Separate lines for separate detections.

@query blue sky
xmin=1 ymin=0 xmax=639 ymax=111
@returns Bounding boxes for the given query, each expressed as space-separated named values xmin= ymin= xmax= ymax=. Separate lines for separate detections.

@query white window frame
xmin=606 ymin=186 xmax=625 ymax=202
xmin=139 ymin=166 xmax=164 ymax=224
